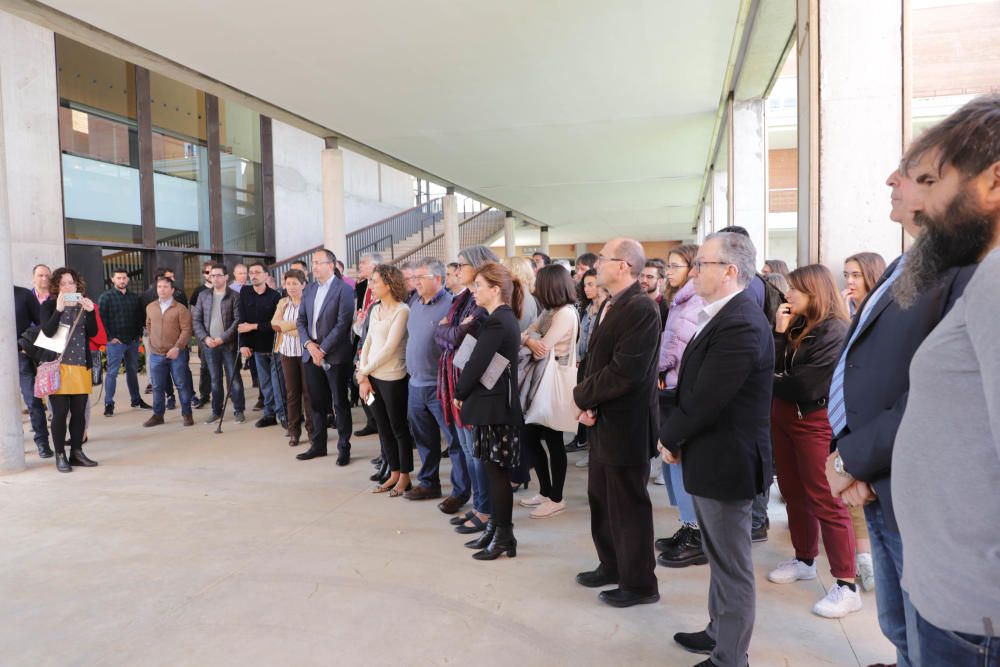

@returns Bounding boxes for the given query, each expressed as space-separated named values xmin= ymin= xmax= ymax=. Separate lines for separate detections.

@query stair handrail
xmin=391 ymin=208 xmax=500 ymax=266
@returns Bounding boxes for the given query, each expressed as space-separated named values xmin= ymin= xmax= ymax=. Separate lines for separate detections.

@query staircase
xmin=392 ymin=208 xmax=506 ymax=266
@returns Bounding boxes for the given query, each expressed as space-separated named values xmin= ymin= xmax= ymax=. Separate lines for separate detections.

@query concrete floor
xmin=1 ymin=387 xmax=895 ymax=667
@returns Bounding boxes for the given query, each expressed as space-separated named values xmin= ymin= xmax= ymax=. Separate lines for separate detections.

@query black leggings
xmin=49 ymin=394 xmax=88 ymax=454
xmin=486 ymin=462 xmax=513 ymax=528
xmin=370 ymin=377 xmax=414 ymax=473
xmin=524 ymin=424 xmax=568 ymax=503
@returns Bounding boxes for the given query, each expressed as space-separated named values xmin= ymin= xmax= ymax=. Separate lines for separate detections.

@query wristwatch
xmin=834 ymin=454 xmax=850 ymax=477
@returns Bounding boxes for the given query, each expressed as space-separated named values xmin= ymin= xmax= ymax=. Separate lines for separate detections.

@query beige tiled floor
xmin=1 ymin=393 xmax=894 ymax=666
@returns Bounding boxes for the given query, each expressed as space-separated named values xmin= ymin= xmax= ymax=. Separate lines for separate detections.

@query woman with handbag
xmin=39 ymin=267 xmax=99 ymax=473
xmin=518 ymin=265 xmax=579 ymax=519
xmin=454 ymin=263 xmax=524 ymax=560
xmin=272 ymin=268 xmax=313 ymax=447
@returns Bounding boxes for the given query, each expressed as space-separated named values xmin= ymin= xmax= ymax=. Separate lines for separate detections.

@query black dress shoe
xmin=104 ymin=402 xmax=114 ymax=417
xmin=752 ymin=523 xmax=768 ymax=543
xmin=575 ymin=566 xmax=619 ymax=588
xmin=131 ymin=399 xmax=152 ymax=410
xmin=354 ymin=423 xmax=378 ymax=437
xmin=657 ymin=527 xmax=708 ymax=568
xmin=254 ymin=416 xmax=278 ymax=428
xmin=36 ymin=443 xmax=54 ymax=459
xmin=370 ymin=456 xmax=383 ymax=466
xmin=472 ymin=525 xmax=517 ymax=561
xmin=369 ymin=461 xmax=389 ymax=482
xmin=598 ymin=588 xmax=660 ymax=608
xmin=335 ymin=452 xmax=350 ymax=466
xmin=68 ymin=448 xmax=99 ymax=467
xmin=296 ymin=449 xmax=327 ymax=461
xmin=656 ymin=524 xmax=692 ymax=552
xmin=673 ymin=630 xmax=716 ymax=655
xmin=56 ymin=452 xmax=72 ymax=473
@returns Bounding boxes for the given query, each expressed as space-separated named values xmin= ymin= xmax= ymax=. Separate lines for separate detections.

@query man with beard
xmin=890 ymin=95 xmax=1000 ymax=665
xmin=639 ymin=259 xmax=669 ymax=326
xmin=823 ymin=112 xmax=981 ymax=665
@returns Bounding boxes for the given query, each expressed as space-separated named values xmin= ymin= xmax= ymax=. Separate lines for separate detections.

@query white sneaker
xmin=652 ymin=470 xmax=665 ymax=485
xmin=530 ymin=499 xmax=567 ymax=519
xmin=767 ymin=558 xmax=818 ymax=584
xmin=812 ymin=583 xmax=863 ymax=618
xmin=856 ymin=552 xmax=875 ymax=592
xmin=519 ymin=493 xmax=549 ymax=508
xmin=575 ymin=453 xmax=589 ymax=468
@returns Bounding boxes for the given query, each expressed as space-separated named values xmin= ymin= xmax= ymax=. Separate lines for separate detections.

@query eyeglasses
xmin=692 ymin=260 xmax=730 ymax=271
xmin=666 ymin=263 xmax=689 ymax=271
xmin=596 ymin=255 xmax=633 ymax=267
xmin=457 ymin=262 xmax=472 ymax=269
xmin=416 ymin=274 xmax=437 ymax=280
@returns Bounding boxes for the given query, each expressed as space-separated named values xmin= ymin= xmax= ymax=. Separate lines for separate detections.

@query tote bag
xmin=34 ymin=308 xmax=84 ymax=398
xmin=524 ymin=307 xmax=579 ymax=432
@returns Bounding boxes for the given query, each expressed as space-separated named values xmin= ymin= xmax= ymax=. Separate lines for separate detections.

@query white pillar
xmin=574 ymin=242 xmax=588 ymax=257
xmin=710 ymin=170 xmax=729 ymax=232
xmin=504 ymin=212 xmax=516 ymax=258
xmin=732 ymin=99 xmax=768 ymax=265
xmin=443 ymin=189 xmax=459 ymax=262
xmin=321 ymin=137 xmax=346 ymax=263
xmin=539 ymin=226 xmax=550 ymax=255
xmin=0 ymin=55 xmax=26 ymax=475
xmin=797 ymin=0 xmax=905 ymax=270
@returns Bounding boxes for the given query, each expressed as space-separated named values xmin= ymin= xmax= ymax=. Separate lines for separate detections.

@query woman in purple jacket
xmin=436 ymin=245 xmax=498 ymax=534
xmin=652 ymin=244 xmax=708 ymax=569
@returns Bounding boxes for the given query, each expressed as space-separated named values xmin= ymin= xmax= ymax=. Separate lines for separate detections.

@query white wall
xmin=0 ymin=13 xmax=65 ymax=282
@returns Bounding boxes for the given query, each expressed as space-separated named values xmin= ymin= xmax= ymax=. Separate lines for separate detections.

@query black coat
xmin=14 ymin=286 xmax=40 ymax=340
xmin=663 ymin=289 xmax=774 ymax=501
xmin=456 ymin=305 xmax=522 ymax=427
xmin=834 ymin=258 xmax=976 ymax=532
xmin=573 ymin=281 xmax=661 ymax=467
xmin=40 ymin=299 xmax=100 ymax=369
xmin=238 ymin=285 xmax=281 ymax=352
xmin=773 ymin=316 xmax=849 ymax=408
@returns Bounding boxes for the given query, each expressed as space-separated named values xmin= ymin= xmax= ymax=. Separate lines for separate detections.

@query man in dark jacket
xmin=661 ymin=232 xmax=774 ymax=667
xmin=572 ymin=237 xmax=662 ymax=609
xmin=98 ymin=268 xmax=150 ymax=416
xmin=14 ymin=285 xmax=51 ymax=458
xmin=238 ymin=262 xmax=285 ymax=429
xmin=192 ymin=263 xmax=245 ymax=423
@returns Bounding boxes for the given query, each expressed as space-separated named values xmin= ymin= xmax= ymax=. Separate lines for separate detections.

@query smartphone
xmin=64 ymin=292 xmax=82 ymax=303
xmin=365 ymin=392 xmax=376 ymax=406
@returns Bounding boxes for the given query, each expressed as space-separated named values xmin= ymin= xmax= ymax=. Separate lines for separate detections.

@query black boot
xmin=473 ymin=525 xmax=517 ymax=560
xmin=464 ymin=520 xmax=496 ymax=549
xmin=36 ymin=442 xmax=54 ymax=459
xmin=69 ymin=447 xmax=99 ymax=468
xmin=369 ymin=460 xmax=389 ymax=482
xmin=655 ymin=524 xmax=692 ymax=552
xmin=55 ymin=452 xmax=72 ymax=473
xmin=657 ymin=526 xmax=708 ymax=568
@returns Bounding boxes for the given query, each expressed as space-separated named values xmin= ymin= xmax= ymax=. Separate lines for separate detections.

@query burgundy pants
xmin=771 ymin=398 xmax=856 ymax=580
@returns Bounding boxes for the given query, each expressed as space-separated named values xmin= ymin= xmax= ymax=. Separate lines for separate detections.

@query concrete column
xmin=539 ymin=226 xmax=550 ymax=255
xmin=574 ymin=242 xmax=588 ymax=257
xmin=732 ymin=99 xmax=768 ymax=264
xmin=710 ymin=170 xmax=729 ymax=232
xmin=504 ymin=211 xmax=517 ymax=258
xmin=321 ymin=137 xmax=346 ymax=262
xmin=443 ymin=188 xmax=459 ymax=262
xmin=797 ymin=0 xmax=905 ymax=270
xmin=0 ymin=54 xmax=26 ymax=475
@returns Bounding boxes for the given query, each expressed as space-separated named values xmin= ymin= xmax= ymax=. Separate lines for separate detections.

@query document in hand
xmin=452 ymin=334 xmax=510 ymax=390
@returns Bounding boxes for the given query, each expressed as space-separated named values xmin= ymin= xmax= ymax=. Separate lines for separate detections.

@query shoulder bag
xmin=34 ymin=308 xmax=85 ymax=398
xmin=524 ymin=306 xmax=580 ymax=432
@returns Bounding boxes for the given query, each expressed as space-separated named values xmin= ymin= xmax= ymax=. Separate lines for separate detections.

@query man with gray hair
xmin=660 ymin=232 xmax=773 ymax=667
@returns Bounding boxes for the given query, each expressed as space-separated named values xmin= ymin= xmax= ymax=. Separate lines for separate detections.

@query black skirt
xmin=473 ymin=424 xmax=521 ymax=469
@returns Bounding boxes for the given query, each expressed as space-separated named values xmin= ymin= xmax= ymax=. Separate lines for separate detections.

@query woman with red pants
xmin=767 ymin=264 xmax=858 ymax=619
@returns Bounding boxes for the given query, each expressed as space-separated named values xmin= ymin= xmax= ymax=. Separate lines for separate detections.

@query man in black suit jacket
xmin=822 ymin=163 xmax=976 ymax=667
xmin=661 ymin=232 xmax=773 ymax=667
xmin=14 ymin=285 xmax=51 ymax=458
xmin=572 ymin=238 xmax=662 ymax=609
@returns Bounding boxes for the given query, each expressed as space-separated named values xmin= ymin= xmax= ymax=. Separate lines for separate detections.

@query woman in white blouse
xmin=272 ymin=269 xmax=312 ymax=447
xmin=357 ymin=264 xmax=413 ymax=496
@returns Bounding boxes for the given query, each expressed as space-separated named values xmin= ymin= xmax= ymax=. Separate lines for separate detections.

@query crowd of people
xmin=13 ymin=96 xmax=1000 ymax=667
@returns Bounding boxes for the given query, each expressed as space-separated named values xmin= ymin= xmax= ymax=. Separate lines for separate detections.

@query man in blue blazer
xmin=295 ymin=249 xmax=356 ymax=464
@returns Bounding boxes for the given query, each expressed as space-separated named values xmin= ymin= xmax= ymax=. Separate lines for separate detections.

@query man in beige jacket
xmin=144 ymin=276 xmax=194 ymax=427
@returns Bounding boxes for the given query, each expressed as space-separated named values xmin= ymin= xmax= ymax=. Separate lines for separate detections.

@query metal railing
xmin=392 ymin=208 xmax=505 ymax=266
xmin=346 ymin=197 xmax=444 ymax=269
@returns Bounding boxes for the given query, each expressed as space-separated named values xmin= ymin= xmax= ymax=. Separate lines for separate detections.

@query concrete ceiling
xmin=31 ymin=0 xmax=793 ymax=244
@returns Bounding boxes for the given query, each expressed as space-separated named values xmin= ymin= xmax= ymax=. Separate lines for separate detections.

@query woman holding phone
xmin=454 ymin=263 xmax=524 ymax=560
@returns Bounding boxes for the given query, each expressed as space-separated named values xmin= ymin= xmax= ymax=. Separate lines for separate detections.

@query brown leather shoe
xmin=437 ymin=495 xmax=466 ymax=514
xmin=288 ymin=436 xmax=301 ymax=447
xmin=404 ymin=486 xmax=442 ymax=501
xmin=182 ymin=414 xmax=194 ymax=427
xmin=143 ymin=415 xmax=165 ymax=428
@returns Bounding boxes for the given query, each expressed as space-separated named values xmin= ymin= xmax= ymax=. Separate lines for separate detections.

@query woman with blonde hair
xmin=501 ymin=256 xmax=538 ymax=331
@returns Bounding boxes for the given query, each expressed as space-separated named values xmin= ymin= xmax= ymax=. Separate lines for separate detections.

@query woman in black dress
xmin=453 ymin=263 xmax=524 ymax=560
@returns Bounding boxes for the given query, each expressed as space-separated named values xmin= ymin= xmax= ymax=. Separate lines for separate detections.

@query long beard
xmin=892 ymin=191 xmax=994 ymax=308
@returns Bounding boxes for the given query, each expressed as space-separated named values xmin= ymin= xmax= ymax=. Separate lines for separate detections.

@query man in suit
xmin=823 ymin=161 xmax=977 ymax=667
xmin=14 ymin=284 xmax=51 ymax=458
xmin=661 ymin=232 xmax=774 ymax=667
xmin=296 ymin=248 xmax=356 ymax=465
xmin=572 ymin=237 xmax=662 ymax=609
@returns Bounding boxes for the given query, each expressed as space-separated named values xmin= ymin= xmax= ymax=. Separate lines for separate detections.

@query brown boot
xmin=182 ymin=414 xmax=194 ymax=427
xmin=143 ymin=415 xmax=165 ymax=428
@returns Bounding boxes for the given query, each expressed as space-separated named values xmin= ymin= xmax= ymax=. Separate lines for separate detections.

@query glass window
xmin=150 ymin=73 xmax=211 ymax=250
xmin=218 ymin=100 xmax=264 ymax=253
xmin=56 ymin=35 xmax=142 ymax=244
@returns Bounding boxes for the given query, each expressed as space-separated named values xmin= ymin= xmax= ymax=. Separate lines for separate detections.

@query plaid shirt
xmin=98 ymin=288 xmax=143 ymax=343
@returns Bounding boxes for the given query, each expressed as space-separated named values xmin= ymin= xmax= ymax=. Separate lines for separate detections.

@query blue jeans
xmin=104 ymin=340 xmax=141 ymax=406
xmin=18 ymin=353 xmax=48 ymax=447
xmin=407 ymin=383 xmax=460 ymax=492
xmin=456 ymin=425 xmax=491 ymax=514
xmin=865 ymin=502 xmax=920 ymax=667
xmin=662 ymin=460 xmax=698 ymax=526
xmin=916 ymin=609 xmax=999 ymax=666
xmin=254 ymin=352 xmax=286 ymax=421
xmin=149 ymin=350 xmax=194 ymax=416
xmin=203 ymin=345 xmax=245 ymax=415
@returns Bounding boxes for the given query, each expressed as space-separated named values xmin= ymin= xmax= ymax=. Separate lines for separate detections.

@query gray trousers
xmin=693 ymin=494 xmax=755 ymax=667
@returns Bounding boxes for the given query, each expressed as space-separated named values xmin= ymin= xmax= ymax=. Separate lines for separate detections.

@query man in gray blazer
xmin=296 ymin=249 xmax=356 ymax=464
